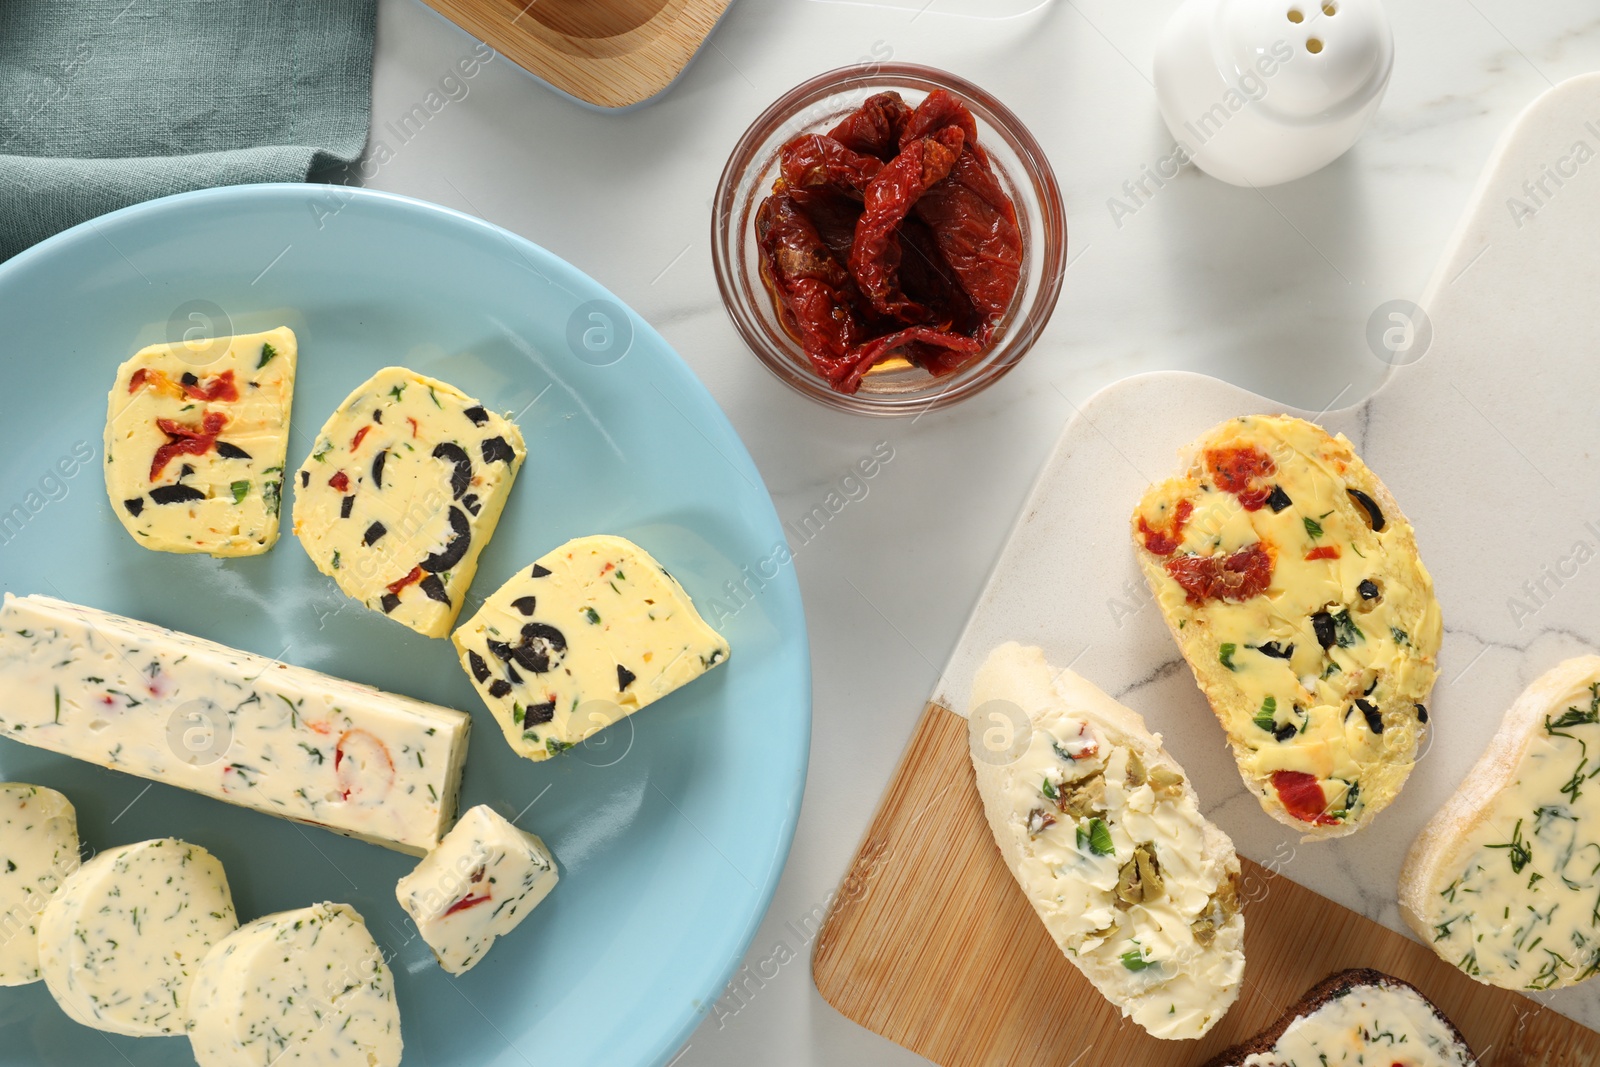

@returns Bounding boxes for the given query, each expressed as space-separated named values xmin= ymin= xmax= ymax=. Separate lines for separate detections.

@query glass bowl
xmin=712 ymin=63 xmax=1067 ymax=417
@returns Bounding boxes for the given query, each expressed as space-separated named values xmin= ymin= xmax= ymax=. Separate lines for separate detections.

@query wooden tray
xmin=421 ymin=0 xmax=732 ymax=109
xmin=813 ymin=703 xmax=1600 ymax=1066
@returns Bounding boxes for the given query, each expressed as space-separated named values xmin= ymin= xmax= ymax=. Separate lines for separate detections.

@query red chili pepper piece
xmin=328 ymin=471 xmax=350 ymax=493
xmin=351 ymin=425 xmax=371 ymax=451
xmin=849 ymin=125 xmax=965 ymax=322
xmin=1164 ymin=542 xmax=1274 ymax=603
xmin=779 ymin=133 xmax=883 ymax=198
xmin=1272 ymin=770 xmax=1341 ymax=826
xmin=443 ymin=892 xmax=492 ymax=917
xmin=1304 ymin=546 xmax=1341 ymax=560
xmin=387 ymin=566 xmax=423 ymax=596
xmin=150 ymin=411 xmax=228 ymax=480
xmin=1138 ymin=499 xmax=1195 ymax=557
xmin=827 ymin=91 xmax=912 ymax=160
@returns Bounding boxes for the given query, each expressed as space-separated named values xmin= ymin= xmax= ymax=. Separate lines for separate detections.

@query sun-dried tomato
xmin=150 ymin=411 xmax=228 ymax=480
xmin=1304 ymin=546 xmax=1341 ymax=561
xmin=1205 ymin=446 xmax=1276 ymax=510
xmin=1138 ymin=499 xmax=1194 ymax=557
xmin=755 ymin=88 xmax=1024 ymax=394
xmin=780 ymin=134 xmax=882 ymax=198
xmin=1164 ymin=542 xmax=1274 ymax=603
xmin=130 ymin=368 xmax=240 ymax=402
xmin=828 ymin=91 xmax=912 ymax=160
xmin=1272 ymin=770 xmax=1341 ymax=826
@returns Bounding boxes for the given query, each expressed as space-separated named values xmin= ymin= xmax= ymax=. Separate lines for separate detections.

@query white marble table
xmin=366 ymin=1 xmax=1600 ymax=1062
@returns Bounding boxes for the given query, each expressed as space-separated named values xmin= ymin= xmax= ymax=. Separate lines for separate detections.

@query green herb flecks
xmin=230 ymin=480 xmax=250 ymax=504
xmin=1253 ymin=695 xmax=1278 ymax=733
xmin=1487 ymin=818 xmax=1533 ymax=874
xmin=258 ymin=342 xmax=278 ymax=368
xmin=1086 ymin=818 xmax=1114 ymax=856
xmin=1302 ymin=516 xmax=1323 ymax=539
xmin=583 ymin=607 xmax=601 ymax=625
xmin=1219 ymin=643 xmax=1237 ymax=671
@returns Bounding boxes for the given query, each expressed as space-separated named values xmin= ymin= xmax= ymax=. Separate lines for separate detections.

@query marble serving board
xmin=813 ymin=69 xmax=1600 ymax=1058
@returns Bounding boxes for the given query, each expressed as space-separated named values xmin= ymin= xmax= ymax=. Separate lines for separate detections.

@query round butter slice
xmin=37 ymin=838 xmax=238 ymax=1036
xmin=0 ymin=783 xmax=79 ymax=987
xmin=188 ymin=902 xmax=401 ymax=1067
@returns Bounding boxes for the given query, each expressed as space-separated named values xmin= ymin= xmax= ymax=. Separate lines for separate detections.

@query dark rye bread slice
xmin=1201 ymin=969 xmax=1474 ymax=1067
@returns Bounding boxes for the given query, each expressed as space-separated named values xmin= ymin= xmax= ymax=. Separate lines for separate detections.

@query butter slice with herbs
xmin=969 ymin=643 xmax=1245 ymax=1040
xmin=105 ymin=327 xmax=295 ymax=556
xmin=0 ymin=784 xmax=79 ymax=986
xmin=188 ymin=902 xmax=401 ymax=1067
xmin=395 ymin=804 xmax=558 ymax=975
xmin=452 ymin=536 xmax=729 ymax=762
xmin=1132 ymin=415 xmax=1442 ymax=837
xmin=1402 ymin=656 xmax=1600 ymax=990
xmin=0 ymin=592 xmax=471 ymax=855
xmin=37 ymin=838 xmax=238 ymax=1037
xmin=292 ymin=367 xmax=525 ymax=638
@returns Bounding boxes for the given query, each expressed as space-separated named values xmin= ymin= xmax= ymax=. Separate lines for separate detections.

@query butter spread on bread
xmin=969 ymin=642 xmax=1244 ymax=1040
xmin=1132 ymin=415 xmax=1441 ymax=837
xmin=1402 ymin=656 xmax=1600 ymax=990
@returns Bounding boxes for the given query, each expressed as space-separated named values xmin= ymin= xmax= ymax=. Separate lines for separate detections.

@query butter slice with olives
xmin=1132 ymin=415 xmax=1441 ymax=838
xmin=0 ymin=784 xmax=79 ymax=987
xmin=968 ymin=643 xmax=1245 ymax=1040
xmin=395 ymin=804 xmax=558 ymax=975
xmin=1401 ymin=657 xmax=1600 ymax=991
xmin=104 ymin=327 xmax=296 ymax=556
xmin=292 ymin=366 xmax=525 ymax=638
xmin=452 ymin=535 xmax=729 ymax=762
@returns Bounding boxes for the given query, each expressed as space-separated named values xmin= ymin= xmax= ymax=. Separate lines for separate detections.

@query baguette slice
xmin=1200 ymin=969 xmax=1475 ymax=1067
xmin=968 ymin=642 xmax=1244 ymax=1040
xmin=1131 ymin=415 xmax=1442 ymax=838
xmin=1401 ymin=655 xmax=1600 ymax=990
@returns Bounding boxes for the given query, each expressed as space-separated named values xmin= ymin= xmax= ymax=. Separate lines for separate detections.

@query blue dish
xmin=0 ymin=185 xmax=809 ymax=1066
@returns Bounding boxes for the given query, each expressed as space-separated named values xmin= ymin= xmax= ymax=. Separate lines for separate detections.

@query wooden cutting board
xmin=421 ymin=0 xmax=732 ymax=109
xmin=814 ymin=72 xmax=1600 ymax=1065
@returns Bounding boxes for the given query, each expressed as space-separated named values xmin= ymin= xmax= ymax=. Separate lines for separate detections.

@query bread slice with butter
xmin=968 ymin=642 xmax=1245 ymax=1040
xmin=1131 ymin=415 xmax=1442 ymax=838
xmin=1200 ymin=968 xmax=1475 ymax=1067
xmin=1401 ymin=656 xmax=1600 ymax=990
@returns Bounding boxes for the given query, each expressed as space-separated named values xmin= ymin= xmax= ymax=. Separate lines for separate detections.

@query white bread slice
xmin=1400 ymin=655 xmax=1600 ymax=990
xmin=1131 ymin=415 xmax=1441 ymax=839
xmin=968 ymin=642 xmax=1244 ymax=1040
xmin=1201 ymin=968 xmax=1475 ymax=1067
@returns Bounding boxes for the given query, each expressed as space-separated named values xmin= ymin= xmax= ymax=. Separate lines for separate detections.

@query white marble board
xmin=930 ymin=72 xmax=1600 ymax=1030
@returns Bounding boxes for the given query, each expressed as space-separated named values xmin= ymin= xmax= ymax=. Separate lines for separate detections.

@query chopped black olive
xmin=215 ymin=441 xmax=252 ymax=460
xmin=432 ymin=442 xmax=472 ymax=500
xmin=618 ymin=665 xmax=637 ymax=691
xmin=124 ymin=498 xmax=145 ymax=516
xmin=1265 ymin=486 xmax=1292 ymax=513
xmin=467 ymin=650 xmax=491 ymax=683
xmin=1355 ymin=698 xmax=1383 ymax=733
xmin=464 ymin=405 xmax=489 ymax=426
xmin=372 ymin=409 xmax=383 ymax=423
xmin=1312 ymin=611 xmax=1336 ymax=650
xmin=1347 ymin=488 xmax=1385 ymax=531
xmin=524 ymin=701 xmax=555 ymax=725
xmin=179 ymin=463 xmax=195 ymax=479
xmin=481 ymin=436 xmax=516 ymax=465
xmin=1358 ymin=579 xmax=1380 ymax=601
xmin=340 ymin=495 xmax=354 ymax=519
xmin=1364 ymin=677 xmax=1378 ymax=695
xmin=300 ymin=470 xmax=310 ymax=488
xmin=380 ymin=592 xmax=401 ymax=614
xmin=511 ymin=596 xmax=538 ymax=616
xmin=510 ymin=622 xmax=567 ymax=674
xmin=530 ymin=564 xmax=552 ymax=578
xmin=488 ymin=679 xmax=513 ymax=698
xmin=180 ymin=371 xmax=199 ymax=386
xmin=150 ymin=485 xmax=206 ymax=505
xmin=1254 ymin=641 xmax=1294 ymax=660
xmin=462 ymin=493 xmax=481 ymax=516
xmin=371 ymin=450 xmax=387 ymax=489
xmin=363 ymin=521 xmax=387 ymax=546
xmin=486 ymin=638 xmax=514 ymax=661
xmin=1416 ymin=703 xmax=1429 ymax=723
xmin=420 ymin=574 xmax=450 ymax=605
xmin=420 ymin=507 xmax=471 ymax=572
xmin=506 ymin=663 xmax=522 ymax=684
xmin=1273 ymin=722 xmax=1298 ymax=742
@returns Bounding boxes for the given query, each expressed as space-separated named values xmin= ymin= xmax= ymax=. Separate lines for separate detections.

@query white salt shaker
xmin=1153 ymin=0 xmax=1393 ymax=187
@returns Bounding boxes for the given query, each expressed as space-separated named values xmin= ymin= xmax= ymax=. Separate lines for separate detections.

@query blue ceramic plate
xmin=0 ymin=185 xmax=809 ymax=1066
